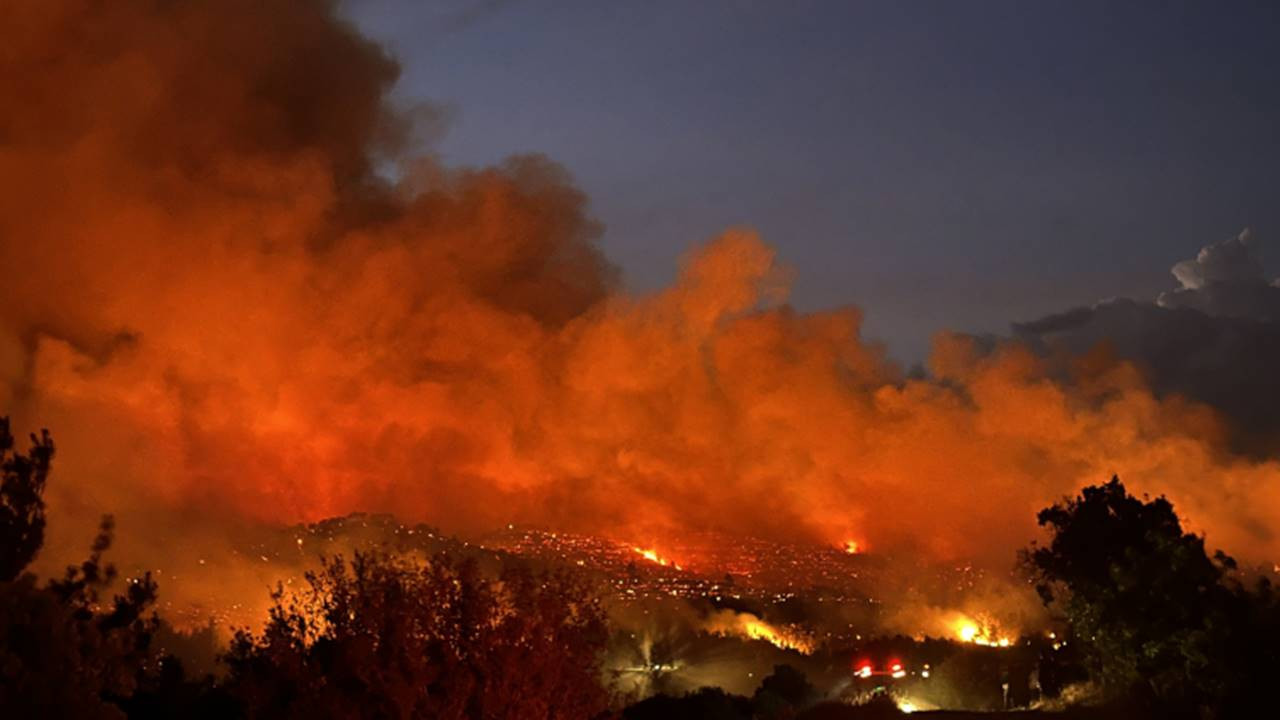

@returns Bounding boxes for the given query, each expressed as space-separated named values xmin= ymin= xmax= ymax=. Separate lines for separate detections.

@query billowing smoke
xmin=2 ymin=0 xmax=1277 ymax=620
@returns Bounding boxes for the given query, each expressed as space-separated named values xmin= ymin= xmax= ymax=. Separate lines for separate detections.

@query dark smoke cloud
xmin=1015 ymin=229 xmax=1280 ymax=454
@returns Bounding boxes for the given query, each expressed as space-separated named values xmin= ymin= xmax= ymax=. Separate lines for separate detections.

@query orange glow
xmin=843 ymin=540 xmax=861 ymax=554
xmin=5 ymin=0 xmax=1280 ymax=628
xmin=633 ymin=547 xmax=664 ymax=565
xmin=952 ymin=615 xmax=1015 ymax=648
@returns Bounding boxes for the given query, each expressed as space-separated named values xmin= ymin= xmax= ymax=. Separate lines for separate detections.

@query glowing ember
xmin=843 ymin=540 xmax=861 ymax=554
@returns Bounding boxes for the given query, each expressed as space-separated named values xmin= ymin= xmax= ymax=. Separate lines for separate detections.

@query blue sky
xmin=345 ymin=0 xmax=1280 ymax=363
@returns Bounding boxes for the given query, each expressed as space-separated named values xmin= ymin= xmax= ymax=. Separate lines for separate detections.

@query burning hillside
xmin=1 ymin=0 xmax=1278 ymax=629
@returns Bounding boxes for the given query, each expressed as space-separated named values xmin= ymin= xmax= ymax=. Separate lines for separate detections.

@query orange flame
xmin=632 ymin=547 xmax=682 ymax=571
xmin=953 ymin=615 xmax=1014 ymax=648
xmin=707 ymin=611 xmax=814 ymax=654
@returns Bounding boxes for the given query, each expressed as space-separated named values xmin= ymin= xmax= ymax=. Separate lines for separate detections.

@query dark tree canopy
xmin=1 ymin=518 xmax=160 ymax=719
xmin=222 ymin=551 xmax=612 ymax=720
xmin=1024 ymin=476 xmax=1280 ymax=716
xmin=753 ymin=663 xmax=820 ymax=718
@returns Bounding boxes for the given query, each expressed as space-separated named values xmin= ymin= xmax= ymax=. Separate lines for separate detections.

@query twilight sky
xmin=344 ymin=0 xmax=1280 ymax=363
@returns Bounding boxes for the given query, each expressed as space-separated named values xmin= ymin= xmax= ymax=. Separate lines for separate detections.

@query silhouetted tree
xmin=1 ymin=416 xmax=54 ymax=581
xmin=119 ymin=651 xmax=239 ymax=720
xmin=0 ymin=418 xmax=160 ymax=718
xmin=1023 ymin=476 xmax=1280 ymax=717
xmin=223 ymin=551 xmax=612 ymax=720
xmin=753 ymin=664 xmax=819 ymax=718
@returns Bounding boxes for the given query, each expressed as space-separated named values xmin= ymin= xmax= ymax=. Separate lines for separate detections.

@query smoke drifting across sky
xmin=1 ymin=0 xmax=1277 ymax=595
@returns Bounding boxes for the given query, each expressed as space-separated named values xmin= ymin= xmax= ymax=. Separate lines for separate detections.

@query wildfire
xmin=741 ymin=618 xmax=815 ymax=654
xmin=13 ymin=0 xmax=1280 ymax=646
xmin=706 ymin=610 xmax=815 ymax=654
xmin=952 ymin=616 xmax=1014 ymax=648
xmin=632 ymin=547 xmax=682 ymax=571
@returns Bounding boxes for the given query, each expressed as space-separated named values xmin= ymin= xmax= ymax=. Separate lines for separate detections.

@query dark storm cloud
xmin=1015 ymin=230 xmax=1280 ymax=453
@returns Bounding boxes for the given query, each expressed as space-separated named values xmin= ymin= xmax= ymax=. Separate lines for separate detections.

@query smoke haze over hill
xmin=1 ymin=0 xmax=1277 ymax=620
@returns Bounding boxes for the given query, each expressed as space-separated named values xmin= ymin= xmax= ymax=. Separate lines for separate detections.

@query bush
xmin=1023 ymin=476 xmax=1280 ymax=717
xmin=223 ymin=551 xmax=612 ymax=719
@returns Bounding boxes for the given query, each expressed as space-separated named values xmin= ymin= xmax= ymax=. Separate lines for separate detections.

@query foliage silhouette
xmin=222 ymin=550 xmax=612 ymax=720
xmin=753 ymin=663 xmax=821 ymax=718
xmin=0 ymin=416 xmax=54 ymax=581
xmin=1023 ymin=475 xmax=1280 ymax=717
xmin=0 ymin=418 xmax=160 ymax=718
xmin=7 ymin=417 xmax=1278 ymax=719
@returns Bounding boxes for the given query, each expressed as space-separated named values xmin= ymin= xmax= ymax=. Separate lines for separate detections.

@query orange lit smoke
xmin=887 ymin=603 xmax=1022 ymax=648
xmin=1 ymin=0 xmax=1278 ymax=614
xmin=705 ymin=610 xmax=815 ymax=654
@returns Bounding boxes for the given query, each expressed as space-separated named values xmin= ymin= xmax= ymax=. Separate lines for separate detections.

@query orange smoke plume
xmin=1 ymin=1 xmax=1277 ymax=609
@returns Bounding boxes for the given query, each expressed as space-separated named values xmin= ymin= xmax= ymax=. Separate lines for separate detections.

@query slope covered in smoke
xmin=0 ymin=0 xmax=1276 ymax=614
